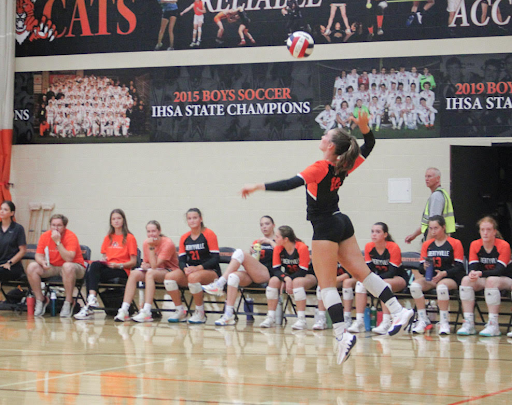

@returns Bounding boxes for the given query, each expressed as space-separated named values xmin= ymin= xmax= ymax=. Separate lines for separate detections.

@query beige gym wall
xmin=12 ymin=38 xmax=512 ymax=258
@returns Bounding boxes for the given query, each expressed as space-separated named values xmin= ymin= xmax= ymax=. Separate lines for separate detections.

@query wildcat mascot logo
xmin=16 ymin=0 xmax=63 ymax=45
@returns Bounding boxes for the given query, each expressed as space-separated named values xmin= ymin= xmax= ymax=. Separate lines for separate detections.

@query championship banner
xmin=13 ymin=53 xmax=512 ymax=144
xmin=15 ymin=0 xmax=511 ymax=56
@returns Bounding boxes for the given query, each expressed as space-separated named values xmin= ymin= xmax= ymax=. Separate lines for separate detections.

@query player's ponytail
xmin=278 ymin=225 xmax=301 ymax=243
xmin=332 ymin=128 xmax=360 ymax=175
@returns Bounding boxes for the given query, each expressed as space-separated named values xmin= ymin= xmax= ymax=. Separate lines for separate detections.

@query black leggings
xmin=85 ymin=261 xmax=128 ymax=293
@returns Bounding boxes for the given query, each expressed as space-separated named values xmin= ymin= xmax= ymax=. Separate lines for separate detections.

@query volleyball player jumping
xmin=241 ymin=112 xmax=414 ymax=364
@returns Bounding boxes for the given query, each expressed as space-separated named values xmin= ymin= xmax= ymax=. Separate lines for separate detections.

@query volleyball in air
xmin=287 ymin=31 xmax=314 ymax=58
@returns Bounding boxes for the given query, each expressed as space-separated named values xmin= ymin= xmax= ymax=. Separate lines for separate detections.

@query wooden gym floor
xmin=0 ymin=312 xmax=511 ymax=404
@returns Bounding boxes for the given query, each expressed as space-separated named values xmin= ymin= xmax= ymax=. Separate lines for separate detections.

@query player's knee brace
xmin=231 ymin=248 xmax=245 ymax=264
xmin=355 ymin=281 xmax=367 ymax=294
xmin=459 ymin=285 xmax=475 ymax=301
xmin=485 ymin=287 xmax=501 ymax=306
xmin=164 ymin=279 xmax=178 ymax=292
xmin=436 ymin=284 xmax=449 ymax=301
xmin=342 ymin=287 xmax=354 ymax=301
xmin=266 ymin=286 xmax=279 ymax=300
xmin=227 ymin=273 xmax=240 ymax=288
xmin=316 ymin=285 xmax=322 ymax=300
xmin=409 ymin=282 xmax=424 ymax=299
xmin=188 ymin=282 xmax=203 ymax=294
xmin=293 ymin=287 xmax=306 ymax=302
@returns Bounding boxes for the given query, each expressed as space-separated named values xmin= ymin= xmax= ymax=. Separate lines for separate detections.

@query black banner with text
xmin=13 ymin=53 xmax=512 ymax=144
xmin=15 ymin=0 xmax=512 ymax=56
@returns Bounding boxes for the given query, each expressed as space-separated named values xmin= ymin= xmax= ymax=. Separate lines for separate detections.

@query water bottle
xmin=364 ymin=306 xmax=371 ymax=331
xmin=252 ymin=243 xmax=262 ymax=261
xmin=26 ymin=294 xmax=35 ymax=317
xmin=50 ymin=291 xmax=57 ymax=316
xmin=244 ymin=295 xmax=254 ymax=322
xmin=370 ymin=306 xmax=377 ymax=328
xmin=275 ymin=295 xmax=283 ymax=325
xmin=425 ymin=260 xmax=434 ymax=281
xmin=138 ymin=281 xmax=145 ymax=307
xmin=427 ymin=300 xmax=438 ymax=323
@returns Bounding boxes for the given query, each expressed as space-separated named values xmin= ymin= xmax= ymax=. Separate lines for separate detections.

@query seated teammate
xmin=410 ymin=216 xmax=464 ymax=335
xmin=75 ymin=209 xmax=137 ymax=320
xmin=343 ymin=222 xmax=406 ymax=334
xmin=114 ymin=220 xmax=180 ymax=322
xmin=457 ymin=216 xmax=511 ymax=337
xmin=164 ymin=208 xmax=220 ymax=324
xmin=27 ymin=214 xmax=86 ymax=318
xmin=259 ymin=226 xmax=312 ymax=329
xmin=203 ymin=216 xmax=276 ymax=325
xmin=315 ymin=103 xmax=337 ymax=131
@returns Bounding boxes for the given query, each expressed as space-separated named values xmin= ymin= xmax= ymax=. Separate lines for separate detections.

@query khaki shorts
xmin=43 ymin=263 xmax=86 ymax=279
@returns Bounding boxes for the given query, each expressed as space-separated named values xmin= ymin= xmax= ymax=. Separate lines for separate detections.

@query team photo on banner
xmin=15 ymin=0 xmax=512 ymax=56
xmin=13 ymin=53 xmax=512 ymax=143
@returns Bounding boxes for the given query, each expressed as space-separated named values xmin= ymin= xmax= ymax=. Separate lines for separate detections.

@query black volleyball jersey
xmin=420 ymin=237 xmax=465 ymax=281
xmin=469 ymin=238 xmax=511 ymax=277
xmin=179 ymin=228 xmax=221 ymax=275
xmin=272 ymin=241 xmax=310 ymax=280
xmin=365 ymin=241 xmax=403 ymax=279
xmin=253 ymin=239 xmax=274 ymax=272
xmin=264 ymin=131 xmax=375 ymax=221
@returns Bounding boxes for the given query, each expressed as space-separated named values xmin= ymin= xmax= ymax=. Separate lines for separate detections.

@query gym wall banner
xmin=13 ymin=53 xmax=512 ymax=144
xmin=15 ymin=0 xmax=511 ymax=56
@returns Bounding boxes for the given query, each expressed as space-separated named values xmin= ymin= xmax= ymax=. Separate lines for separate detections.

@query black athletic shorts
xmin=163 ymin=9 xmax=179 ymax=19
xmin=311 ymin=212 xmax=354 ymax=243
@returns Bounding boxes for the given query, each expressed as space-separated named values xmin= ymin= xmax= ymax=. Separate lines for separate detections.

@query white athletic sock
xmin=440 ymin=310 xmax=449 ymax=323
xmin=298 ymin=310 xmax=306 ymax=319
xmin=143 ymin=303 xmax=152 ymax=312
xmin=464 ymin=312 xmax=474 ymax=323
xmin=217 ymin=276 xmax=227 ymax=287
xmin=318 ymin=311 xmax=326 ymax=319
xmin=344 ymin=312 xmax=352 ymax=322
xmin=196 ymin=305 xmax=204 ymax=314
xmin=385 ymin=297 xmax=402 ymax=315
xmin=225 ymin=305 xmax=234 ymax=317
xmin=268 ymin=310 xmax=276 ymax=318
xmin=418 ymin=309 xmax=428 ymax=322
xmin=383 ymin=314 xmax=391 ymax=323
xmin=489 ymin=313 xmax=499 ymax=322
xmin=356 ymin=313 xmax=364 ymax=323
xmin=176 ymin=305 xmax=184 ymax=313
xmin=333 ymin=322 xmax=346 ymax=339
xmin=121 ymin=302 xmax=130 ymax=312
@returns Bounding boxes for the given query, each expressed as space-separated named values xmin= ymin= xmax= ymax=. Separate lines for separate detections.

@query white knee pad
xmin=293 ymin=287 xmax=306 ymax=302
xmin=459 ymin=286 xmax=475 ymax=301
xmin=266 ymin=286 xmax=279 ymax=300
xmin=316 ymin=285 xmax=322 ymax=300
xmin=410 ymin=282 xmax=424 ymax=299
xmin=231 ymin=248 xmax=245 ymax=264
xmin=355 ymin=281 xmax=367 ymax=294
xmin=227 ymin=273 xmax=240 ymax=288
xmin=188 ymin=282 xmax=203 ymax=294
xmin=436 ymin=284 xmax=449 ymax=301
xmin=342 ymin=288 xmax=354 ymax=301
xmin=164 ymin=279 xmax=178 ymax=292
xmin=485 ymin=287 xmax=501 ymax=306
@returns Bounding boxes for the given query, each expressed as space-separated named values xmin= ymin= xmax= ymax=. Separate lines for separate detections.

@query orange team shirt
xmin=142 ymin=236 xmax=180 ymax=270
xmin=273 ymin=241 xmax=310 ymax=274
xmin=101 ymin=233 xmax=137 ymax=275
xmin=194 ymin=0 xmax=205 ymax=15
xmin=469 ymin=238 xmax=511 ymax=273
xmin=36 ymin=229 xmax=85 ymax=267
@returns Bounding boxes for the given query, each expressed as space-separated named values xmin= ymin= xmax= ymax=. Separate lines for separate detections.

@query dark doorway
xmin=451 ymin=145 xmax=512 ymax=255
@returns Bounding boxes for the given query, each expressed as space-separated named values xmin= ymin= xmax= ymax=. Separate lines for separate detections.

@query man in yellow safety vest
xmin=405 ymin=167 xmax=455 ymax=244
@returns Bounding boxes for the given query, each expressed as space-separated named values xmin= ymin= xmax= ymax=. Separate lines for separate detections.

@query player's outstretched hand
xmin=241 ymin=183 xmax=264 ymax=198
xmin=353 ymin=111 xmax=370 ymax=134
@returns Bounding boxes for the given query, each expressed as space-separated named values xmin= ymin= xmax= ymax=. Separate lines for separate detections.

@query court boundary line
xmin=448 ymin=386 xmax=512 ymax=404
